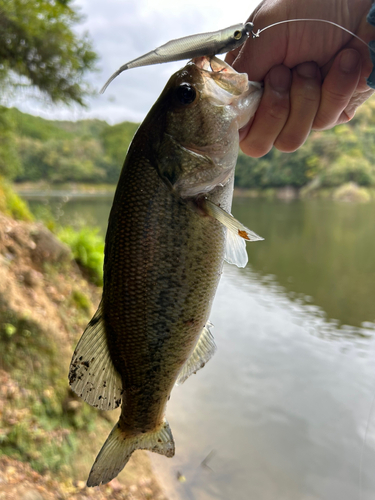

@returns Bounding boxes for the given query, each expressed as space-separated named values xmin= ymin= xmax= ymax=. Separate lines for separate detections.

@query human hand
xmin=225 ymin=0 xmax=375 ymax=157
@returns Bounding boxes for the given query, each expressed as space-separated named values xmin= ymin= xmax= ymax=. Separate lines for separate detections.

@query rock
xmin=21 ymin=488 xmax=45 ymax=500
xmin=276 ymin=186 xmax=299 ymax=200
xmin=30 ymin=225 xmax=71 ymax=264
xmin=333 ymin=182 xmax=371 ymax=202
xmin=22 ymin=269 xmax=43 ymax=288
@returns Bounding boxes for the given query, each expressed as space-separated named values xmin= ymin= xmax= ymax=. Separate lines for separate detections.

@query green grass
xmin=0 ymin=303 xmax=97 ymax=476
xmin=57 ymin=226 xmax=104 ymax=286
xmin=0 ymin=176 xmax=33 ymax=221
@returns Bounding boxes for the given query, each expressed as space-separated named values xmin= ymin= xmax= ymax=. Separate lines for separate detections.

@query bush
xmin=0 ymin=176 xmax=33 ymax=221
xmin=57 ymin=226 xmax=104 ymax=286
xmin=321 ymin=156 xmax=375 ymax=187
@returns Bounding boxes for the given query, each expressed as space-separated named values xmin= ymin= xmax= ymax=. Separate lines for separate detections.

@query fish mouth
xmin=190 ymin=55 xmax=262 ymax=129
xmin=192 ymin=55 xmax=258 ymax=97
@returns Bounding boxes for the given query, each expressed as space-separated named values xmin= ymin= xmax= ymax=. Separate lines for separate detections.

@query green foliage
xmin=235 ymin=142 xmax=326 ymax=189
xmin=8 ymin=107 xmax=75 ymax=141
xmin=0 ymin=107 xmax=137 ymax=185
xmin=0 ymin=306 xmax=97 ymax=475
xmin=57 ymin=226 xmax=104 ymax=285
xmin=0 ymin=106 xmax=21 ymax=179
xmin=321 ymin=155 xmax=374 ymax=187
xmin=0 ymin=0 xmax=98 ymax=104
xmin=2 ymin=98 xmax=375 ymax=190
xmin=0 ymin=176 xmax=33 ymax=220
xmin=16 ymin=136 xmax=108 ymax=183
xmin=333 ymin=182 xmax=372 ymax=202
xmin=54 ymin=118 xmax=109 ymax=139
xmin=71 ymin=289 xmax=91 ymax=312
xmin=100 ymin=121 xmax=138 ymax=182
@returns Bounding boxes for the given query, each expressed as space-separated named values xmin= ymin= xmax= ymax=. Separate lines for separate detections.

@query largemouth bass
xmin=69 ymin=56 xmax=263 ymax=487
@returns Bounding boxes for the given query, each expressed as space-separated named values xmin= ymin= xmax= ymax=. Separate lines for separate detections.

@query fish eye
xmin=234 ymin=30 xmax=243 ymax=40
xmin=176 ymin=83 xmax=197 ymax=105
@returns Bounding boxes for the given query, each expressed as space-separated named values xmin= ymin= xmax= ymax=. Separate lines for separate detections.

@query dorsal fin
xmin=69 ymin=302 xmax=123 ymax=410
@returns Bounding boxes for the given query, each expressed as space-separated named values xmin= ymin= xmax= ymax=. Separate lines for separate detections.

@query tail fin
xmin=87 ymin=418 xmax=175 ymax=487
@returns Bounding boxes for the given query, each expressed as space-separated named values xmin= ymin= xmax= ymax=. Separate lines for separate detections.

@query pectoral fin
xmin=202 ymin=198 xmax=264 ymax=268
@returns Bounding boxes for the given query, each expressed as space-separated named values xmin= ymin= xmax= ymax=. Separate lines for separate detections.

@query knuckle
xmin=275 ymin=133 xmax=306 ymax=153
xmin=263 ymin=100 xmax=290 ymax=121
xmin=294 ymin=90 xmax=320 ymax=107
xmin=240 ymin=139 xmax=272 ymax=158
xmin=324 ymin=88 xmax=349 ymax=106
xmin=313 ymin=112 xmax=334 ymax=130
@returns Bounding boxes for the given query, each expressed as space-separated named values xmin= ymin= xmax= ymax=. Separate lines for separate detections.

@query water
xmin=24 ymin=193 xmax=375 ymax=499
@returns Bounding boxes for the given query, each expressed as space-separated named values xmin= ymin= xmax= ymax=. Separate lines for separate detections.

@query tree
xmin=0 ymin=106 xmax=21 ymax=179
xmin=0 ymin=0 xmax=97 ymax=105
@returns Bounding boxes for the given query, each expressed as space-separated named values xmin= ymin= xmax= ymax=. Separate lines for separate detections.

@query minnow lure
xmin=100 ymin=22 xmax=254 ymax=93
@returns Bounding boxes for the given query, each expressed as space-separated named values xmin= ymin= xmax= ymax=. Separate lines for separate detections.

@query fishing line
xmin=251 ymin=18 xmax=375 ymax=56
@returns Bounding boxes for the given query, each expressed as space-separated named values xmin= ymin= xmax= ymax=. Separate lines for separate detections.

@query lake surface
xmin=24 ymin=193 xmax=375 ymax=499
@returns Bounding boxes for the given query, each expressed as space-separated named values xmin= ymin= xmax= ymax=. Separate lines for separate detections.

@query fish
xmin=100 ymin=22 xmax=254 ymax=93
xmin=68 ymin=55 xmax=263 ymax=487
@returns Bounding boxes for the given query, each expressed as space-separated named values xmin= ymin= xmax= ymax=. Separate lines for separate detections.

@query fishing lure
xmin=100 ymin=22 xmax=254 ymax=93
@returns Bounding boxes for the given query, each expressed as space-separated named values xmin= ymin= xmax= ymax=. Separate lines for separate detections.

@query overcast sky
xmin=9 ymin=0 xmax=261 ymax=124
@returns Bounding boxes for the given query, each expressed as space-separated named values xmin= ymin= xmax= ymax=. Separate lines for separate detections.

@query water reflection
xmin=234 ymin=198 xmax=375 ymax=328
xmin=238 ymin=265 xmax=375 ymax=347
xmin=21 ymin=194 xmax=375 ymax=499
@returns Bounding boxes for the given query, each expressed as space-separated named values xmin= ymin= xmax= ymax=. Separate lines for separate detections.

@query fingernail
xmin=269 ymin=66 xmax=291 ymax=92
xmin=296 ymin=62 xmax=318 ymax=79
xmin=339 ymin=49 xmax=360 ymax=73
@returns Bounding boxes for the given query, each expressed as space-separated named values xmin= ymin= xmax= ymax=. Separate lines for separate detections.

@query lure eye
xmin=233 ymin=30 xmax=243 ymax=40
xmin=176 ymin=83 xmax=196 ymax=105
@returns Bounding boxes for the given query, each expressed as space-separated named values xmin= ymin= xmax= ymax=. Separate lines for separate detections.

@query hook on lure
xmin=100 ymin=22 xmax=254 ymax=93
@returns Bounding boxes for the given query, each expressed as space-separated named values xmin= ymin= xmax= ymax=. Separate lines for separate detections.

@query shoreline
xmin=233 ymin=183 xmax=375 ymax=202
xmin=14 ymin=181 xmax=375 ymax=203
xmin=13 ymin=182 xmax=116 ymax=198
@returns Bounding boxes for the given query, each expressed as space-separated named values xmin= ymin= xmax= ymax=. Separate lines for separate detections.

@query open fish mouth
xmin=192 ymin=55 xmax=260 ymax=97
xmin=189 ymin=55 xmax=262 ymax=130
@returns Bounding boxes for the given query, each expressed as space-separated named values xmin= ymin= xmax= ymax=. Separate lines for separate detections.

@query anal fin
xmin=68 ymin=301 xmax=123 ymax=410
xmin=176 ymin=321 xmax=216 ymax=385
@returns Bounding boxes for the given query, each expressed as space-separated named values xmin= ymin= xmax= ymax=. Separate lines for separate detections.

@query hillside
xmin=0 ymin=210 xmax=167 ymax=500
xmin=1 ymin=107 xmax=139 ymax=185
xmin=2 ymin=99 xmax=375 ymax=197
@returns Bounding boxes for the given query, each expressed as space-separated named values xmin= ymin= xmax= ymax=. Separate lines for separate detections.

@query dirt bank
xmin=0 ymin=212 xmax=168 ymax=500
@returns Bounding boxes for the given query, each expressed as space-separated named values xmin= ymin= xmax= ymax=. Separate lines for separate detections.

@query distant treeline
xmin=1 ymin=100 xmax=375 ymax=189
xmin=0 ymin=107 xmax=138 ymax=184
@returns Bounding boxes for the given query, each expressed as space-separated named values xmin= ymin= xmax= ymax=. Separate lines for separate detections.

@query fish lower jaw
xmin=233 ymin=83 xmax=263 ymax=129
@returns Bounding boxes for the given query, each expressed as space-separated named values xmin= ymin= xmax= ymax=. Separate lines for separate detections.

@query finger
xmin=239 ymin=65 xmax=291 ymax=157
xmin=275 ymin=62 xmax=321 ymax=152
xmin=225 ymin=1 xmax=288 ymax=80
xmin=313 ymin=49 xmax=361 ymax=130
